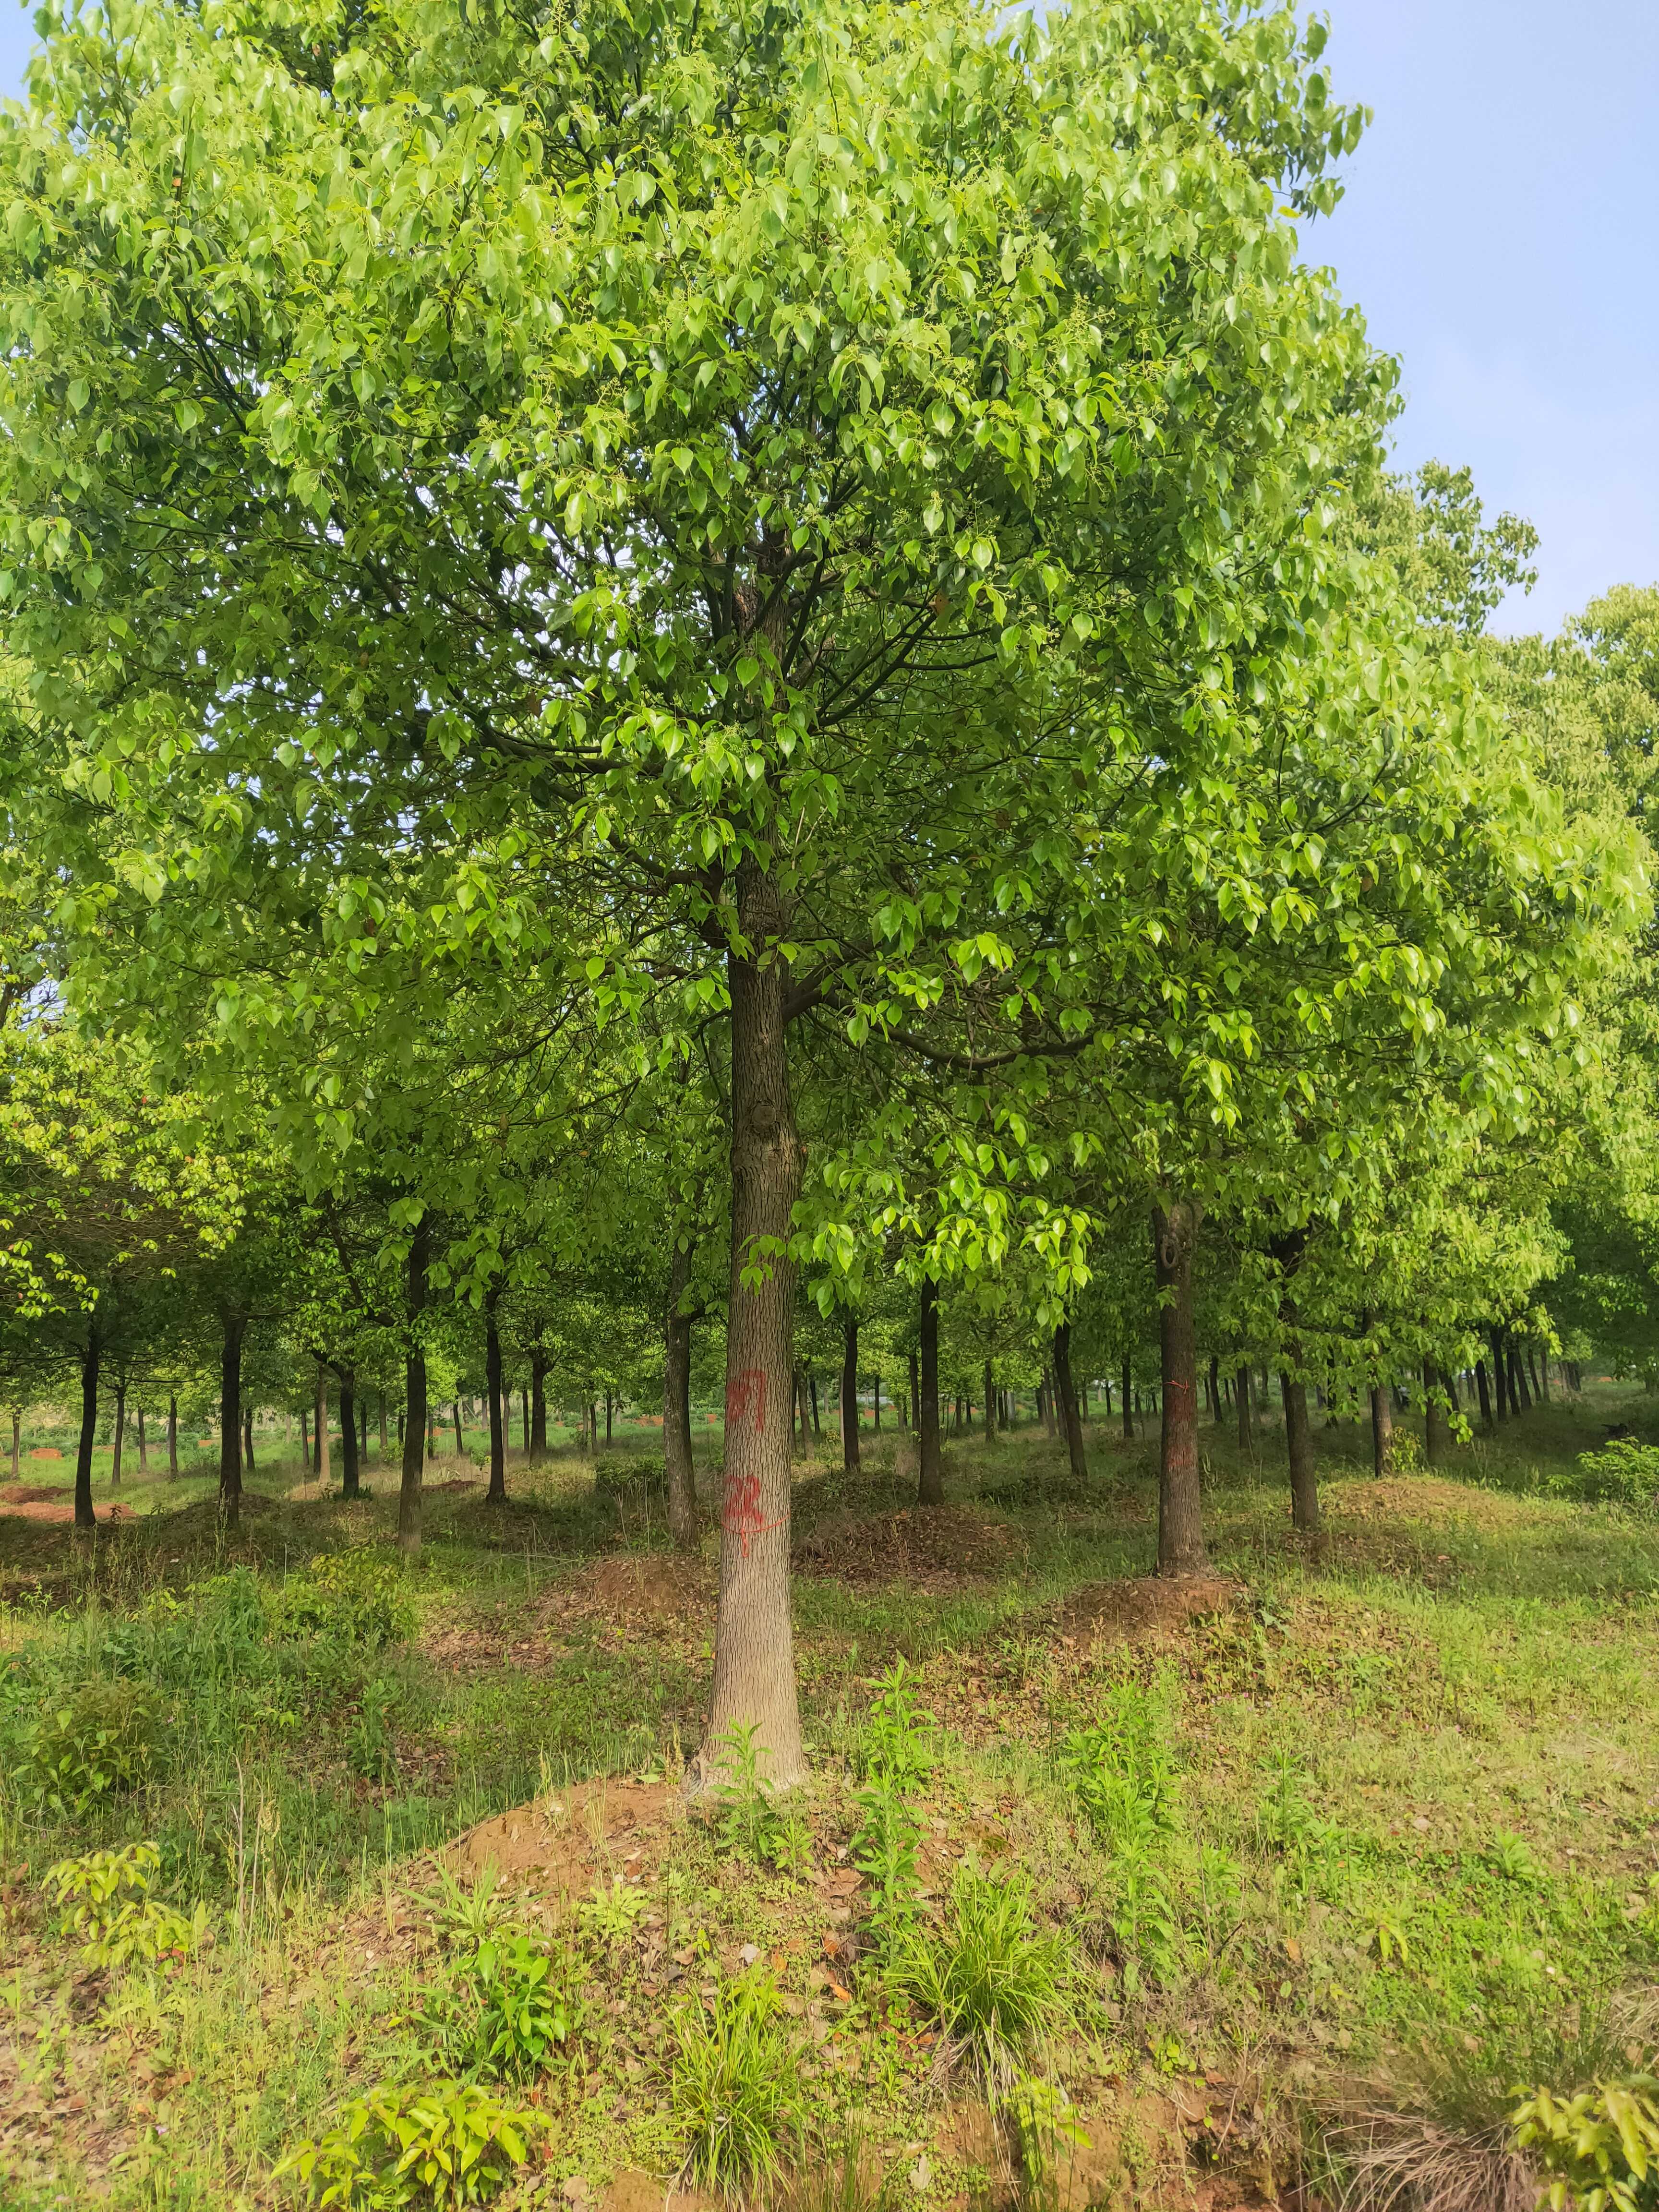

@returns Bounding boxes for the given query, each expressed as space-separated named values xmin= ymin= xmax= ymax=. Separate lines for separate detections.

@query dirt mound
xmin=0 ymin=1493 xmax=133 ymax=1524
xmin=1325 ymin=1473 xmax=1538 ymax=1532
xmin=448 ymin=1776 xmax=682 ymax=1899
xmin=0 ymin=1483 xmax=68 ymax=1506
xmin=26 ymin=1447 xmax=63 ymax=1460
xmin=1058 ymin=1574 xmax=1241 ymax=1644
xmin=795 ymin=1504 xmax=1024 ymax=1587
xmin=576 ymin=1553 xmax=713 ymax=1622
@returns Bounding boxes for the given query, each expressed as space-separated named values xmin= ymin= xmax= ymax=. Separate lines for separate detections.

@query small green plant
xmin=1057 ymin=1678 xmax=1178 ymax=1853
xmin=580 ymin=1874 xmax=650 ymax=1943
xmin=424 ymin=1866 xmax=516 ymax=1953
xmin=1485 ymin=1829 xmax=1541 ymax=1884
xmin=670 ymin=1973 xmax=805 ymax=2198
xmin=1010 ymin=2075 xmax=1092 ymax=2212
xmin=42 ymin=1841 xmax=209 ymax=1970
xmin=277 ymin=1553 xmax=416 ymax=1648
xmin=12 ymin=1677 xmax=161 ymax=1818
xmin=347 ymin=1679 xmax=402 ymax=1781
xmin=1511 ymin=2075 xmax=1659 ymax=2212
xmin=850 ymin=1659 xmax=935 ymax=1928
xmin=469 ymin=1932 xmax=579 ymax=2079
xmin=888 ymin=1867 xmax=1068 ymax=2092
xmin=275 ymin=2080 xmax=541 ymax=2209
xmin=710 ymin=1722 xmax=811 ymax=1874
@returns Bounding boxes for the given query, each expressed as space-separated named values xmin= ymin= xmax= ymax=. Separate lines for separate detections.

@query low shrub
xmin=670 ymin=1973 xmax=805 ymax=2197
xmin=1512 ymin=2076 xmax=1659 ymax=2212
xmin=1557 ymin=1439 xmax=1659 ymax=1509
xmin=469 ymin=1931 xmax=581 ymax=2079
xmin=10 ymin=1676 xmax=162 ymax=1818
xmin=850 ymin=1660 xmax=934 ymax=1928
xmin=710 ymin=1722 xmax=812 ymax=1874
xmin=42 ymin=1840 xmax=209 ymax=1970
xmin=275 ymin=2080 xmax=541 ymax=2209
xmin=276 ymin=1553 xmax=416 ymax=1648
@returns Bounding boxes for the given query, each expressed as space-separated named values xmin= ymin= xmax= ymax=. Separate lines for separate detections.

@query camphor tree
xmin=2 ymin=0 xmax=1392 ymax=1781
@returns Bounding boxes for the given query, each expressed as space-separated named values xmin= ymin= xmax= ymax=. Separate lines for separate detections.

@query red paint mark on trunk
xmin=725 ymin=1368 xmax=768 ymax=1433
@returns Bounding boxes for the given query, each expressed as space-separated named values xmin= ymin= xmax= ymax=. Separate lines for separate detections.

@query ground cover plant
xmin=0 ymin=1388 xmax=1655 ymax=2209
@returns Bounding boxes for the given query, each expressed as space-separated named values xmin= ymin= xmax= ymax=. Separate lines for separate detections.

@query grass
xmin=0 ymin=1389 xmax=1654 ymax=2207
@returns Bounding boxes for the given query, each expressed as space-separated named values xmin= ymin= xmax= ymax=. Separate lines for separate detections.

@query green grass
xmin=0 ymin=1389 xmax=1656 ymax=2205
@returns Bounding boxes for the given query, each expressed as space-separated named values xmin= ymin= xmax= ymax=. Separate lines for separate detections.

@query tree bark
xmin=701 ymin=862 xmax=805 ymax=1791
xmin=1489 ymin=1326 xmax=1509 ymax=1419
xmin=242 ymin=1405 xmax=255 ymax=1474
xmin=1154 ymin=1201 xmax=1208 ymax=1575
xmin=136 ymin=1404 xmax=148 ymax=1476
xmin=300 ymin=1403 xmax=311 ymax=1472
xmin=810 ymin=1372 xmax=820 ymax=1437
xmin=74 ymin=1330 xmax=100 ymax=1528
xmin=664 ymin=1239 xmax=697 ymax=1549
xmin=1370 ymin=1382 xmax=1393 ymax=1477
xmin=906 ymin=1353 xmax=918 ymax=1437
xmin=398 ymin=1215 xmax=430 ymax=1559
xmin=314 ymin=1361 xmax=332 ymax=1491
xmin=110 ymin=1384 xmax=126 ymax=1490
xmin=1053 ymin=1320 xmax=1088 ymax=1483
xmin=1121 ymin=1355 xmax=1134 ymax=1439
xmin=1208 ymin=1353 xmax=1223 ymax=1428
xmin=982 ymin=1358 xmax=995 ymax=1445
xmin=485 ymin=1292 xmax=507 ymax=1504
xmin=168 ymin=1394 xmax=178 ymax=1478
xmin=8 ymin=1405 xmax=17 ymax=1482
xmin=1424 ymin=1358 xmax=1448 ymax=1465
xmin=453 ymin=1400 xmax=464 ymax=1455
xmin=841 ymin=1316 xmax=861 ymax=1472
xmin=338 ymin=1370 xmax=359 ymax=1499
xmin=874 ymin=1374 xmax=882 ymax=1432
xmin=1235 ymin=1367 xmax=1250 ymax=1448
xmin=1511 ymin=1343 xmax=1532 ymax=1412
xmin=1280 ymin=1370 xmax=1318 ymax=1532
xmin=379 ymin=1394 xmax=388 ymax=1456
xmin=1475 ymin=1358 xmax=1494 ymax=1428
xmin=529 ymin=1354 xmax=548 ymax=1463
xmin=220 ymin=1314 xmax=245 ymax=1528
xmin=917 ymin=1274 xmax=943 ymax=1505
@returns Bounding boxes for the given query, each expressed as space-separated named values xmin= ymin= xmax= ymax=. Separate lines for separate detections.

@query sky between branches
xmin=0 ymin=0 xmax=1651 ymax=634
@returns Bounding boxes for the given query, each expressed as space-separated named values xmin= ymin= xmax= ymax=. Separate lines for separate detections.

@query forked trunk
xmin=485 ymin=1293 xmax=507 ymax=1504
xmin=398 ymin=1217 xmax=430 ymax=1559
xmin=220 ymin=1315 xmax=245 ymax=1528
xmin=700 ymin=866 xmax=805 ymax=1791
xmin=917 ymin=1275 xmax=944 ymax=1505
xmin=1370 ymin=1383 xmax=1393 ymax=1477
xmin=74 ymin=1331 xmax=100 ymax=1529
xmin=1053 ymin=1320 xmax=1088 ymax=1483
xmin=841 ymin=1317 xmax=861 ymax=1472
xmin=1154 ymin=1201 xmax=1208 ymax=1575
xmin=664 ymin=1241 xmax=697 ymax=1548
xmin=1281 ymin=1369 xmax=1318 ymax=1532
xmin=339 ymin=1371 xmax=360 ymax=1499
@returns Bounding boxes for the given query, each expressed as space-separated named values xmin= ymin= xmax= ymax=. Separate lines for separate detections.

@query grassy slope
xmin=0 ymin=1390 xmax=1656 ymax=2210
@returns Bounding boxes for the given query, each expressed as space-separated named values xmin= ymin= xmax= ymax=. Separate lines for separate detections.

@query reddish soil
xmin=794 ymin=1504 xmax=1025 ymax=1588
xmin=447 ymin=1776 xmax=684 ymax=1902
xmin=0 ymin=1486 xmax=132 ymax=1525
xmin=26 ymin=1447 xmax=62 ymax=1460
xmin=1055 ymin=1574 xmax=1243 ymax=1645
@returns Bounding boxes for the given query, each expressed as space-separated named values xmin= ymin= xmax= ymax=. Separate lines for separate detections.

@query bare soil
xmin=794 ymin=1504 xmax=1027 ymax=1588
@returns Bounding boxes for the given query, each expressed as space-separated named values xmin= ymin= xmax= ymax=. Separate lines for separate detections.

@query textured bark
xmin=917 ymin=1275 xmax=943 ymax=1505
xmin=907 ymin=1353 xmax=918 ymax=1436
xmin=520 ymin=1388 xmax=529 ymax=1453
xmin=168 ymin=1395 xmax=178 ymax=1478
xmin=485 ymin=1296 xmax=506 ymax=1503
xmin=1475 ymin=1358 xmax=1494 ymax=1428
xmin=701 ymin=863 xmax=805 ymax=1790
xmin=1370 ymin=1383 xmax=1393 ymax=1477
xmin=1208 ymin=1354 xmax=1223 ymax=1428
xmin=873 ymin=1375 xmax=882 ymax=1432
xmin=136 ymin=1405 xmax=148 ymax=1476
xmin=74 ymin=1332 xmax=100 ymax=1528
xmin=529 ymin=1355 xmax=549 ymax=1464
xmin=398 ymin=1216 xmax=430 ymax=1559
xmin=300 ymin=1404 xmax=311 ymax=1472
xmin=1280 ymin=1370 xmax=1318 ymax=1532
xmin=664 ymin=1240 xmax=697 ymax=1549
xmin=8 ymin=1406 xmax=17 ymax=1482
xmin=314 ymin=1361 xmax=332 ymax=1491
xmin=339 ymin=1371 xmax=360 ymax=1499
xmin=110 ymin=1385 xmax=126 ymax=1490
xmin=1423 ymin=1358 xmax=1448 ymax=1465
xmin=1490 ymin=1326 xmax=1509 ymax=1419
xmin=1512 ymin=1344 xmax=1532 ymax=1412
xmin=1154 ymin=1201 xmax=1208 ymax=1575
xmin=1053 ymin=1320 xmax=1088 ymax=1483
xmin=841 ymin=1317 xmax=861 ymax=1472
xmin=1537 ymin=1350 xmax=1551 ymax=1403
xmin=379 ymin=1395 xmax=388 ymax=1456
xmin=810 ymin=1372 xmax=821 ymax=1437
xmin=220 ymin=1315 xmax=245 ymax=1528
xmin=242 ymin=1406 xmax=255 ymax=1474
xmin=453 ymin=1401 xmax=464 ymax=1455
xmin=983 ymin=1358 xmax=996 ymax=1445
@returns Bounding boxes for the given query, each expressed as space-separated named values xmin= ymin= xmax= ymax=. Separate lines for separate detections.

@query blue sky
xmin=0 ymin=0 xmax=1650 ymax=635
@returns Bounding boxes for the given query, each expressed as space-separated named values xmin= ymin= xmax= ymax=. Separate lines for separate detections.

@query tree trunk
xmin=1119 ymin=1355 xmax=1133 ymax=1440
xmin=300 ymin=1403 xmax=311 ymax=1472
xmin=360 ymin=1395 xmax=369 ymax=1463
xmin=982 ymin=1358 xmax=995 ymax=1445
xmin=426 ymin=1403 xmax=436 ymax=1459
xmin=1154 ymin=1201 xmax=1208 ymax=1575
xmin=906 ymin=1353 xmax=917 ymax=1437
xmin=1526 ymin=1346 xmax=1543 ymax=1402
xmin=379 ymin=1394 xmax=388 ymax=1456
xmin=1236 ymin=1367 xmax=1250 ymax=1448
xmin=1208 ymin=1353 xmax=1223 ymax=1428
xmin=136 ymin=1404 xmax=148 ymax=1476
xmin=453 ymin=1400 xmax=464 ymax=1455
xmin=605 ymin=1390 xmax=613 ymax=1443
xmin=242 ymin=1405 xmax=255 ymax=1474
xmin=1475 ymin=1358 xmax=1494 ymax=1428
xmin=810 ymin=1372 xmax=821 ymax=1437
xmin=220 ymin=1315 xmax=245 ymax=1528
xmin=110 ymin=1384 xmax=126 ymax=1490
xmin=664 ymin=1240 xmax=697 ymax=1549
xmin=338 ymin=1370 xmax=359 ymax=1499
xmin=1053 ymin=1320 xmax=1088 ymax=1483
xmin=701 ymin=864 xmax=805 ymax=1791
xmin=1537 ymin=1350 xmax=1551 ymax=1404
xmin=1512 ymin=1343 xmax=1532 ymax=1412
xmin=8 ymin=1406 xmax=17 ymax=1482
xmin=485 ymin=1292 xmax=507 ymax=1504
xmin=398 ymin=1216 xmax=430 ymax=1559
xmin=874 ymin=1374 xmax=882 ymax=1432
xmin=168 ymin=1394 xmax=178 ymax=1478
xmin=841 ymin=1317 xmax=861 ymax=1472
xmin=1489 ymin=1326 xmax=1508 ymax=1418
xmin=529 ymin=1356 xmax=548 ymax=1464
xmin=314 ymin=1361 xmax=332 ymax=1491
xmin=1424 ymin=1358 xmax=1448 ymax=1464
xmin=74 ymin=1330 xmax=100 ymax=1528
xmin=1280 ymin=1370 xmax=1318 ymax=1532
xmin=1370 ymin=1382 xmax=1393 ymax=1477
xmin=917 ymin=1275 xmax=943 ymax=1505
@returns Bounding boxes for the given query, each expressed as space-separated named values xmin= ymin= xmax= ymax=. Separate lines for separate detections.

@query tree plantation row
xmin=1 ymin=0 xmax=1658 ymax=1798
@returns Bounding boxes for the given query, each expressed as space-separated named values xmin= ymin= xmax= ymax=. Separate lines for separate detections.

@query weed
xmin=850 ymin=1660 xmax=935 ymax=1928
xmin=42 ymin=1839 xmax=210 ymax=1970
xmin=671 ymin=1973 xmax=805 ymax=2198
xmin=275 ymin=2079 xmax=541 ymax=2208
xmin=1057 ymin=1677 xmax=1178 ymax=1854
xmin=711 ymin=1721 xmax=811 ymax=1874
xmin=787 ymin=2124 xmax=892 ymax=2212
xmin=347 ymin=1679 xmax=402 ymax=1782
xmin=1512 ymin=2076 xmax=1659 ymax=2212
xmin=580 ymin=1873 xmax=650 ymax=1943
xmin=276 ymin=1553 xmax=417 ymax=1649
xmin=10 ymin=1677 xmax=161 ymax=1818
xmin=888 ymin=1867 xmax=1069 ymax=2092
xmin=1559 ymin=1439 xmax=1659 ymax=1509
xmin=469 ymin=1931 xmax=580 ymax=2079
xmin=425 ymin=1866 xmax=515 ymax=1953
